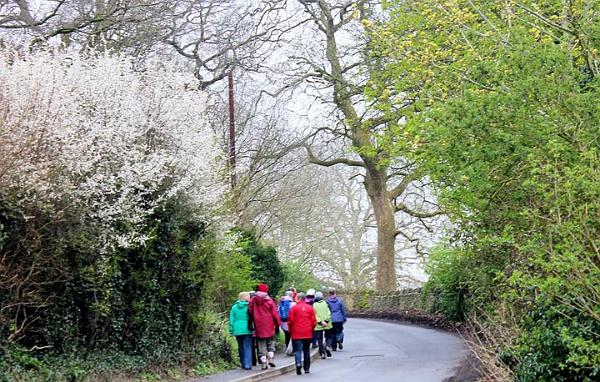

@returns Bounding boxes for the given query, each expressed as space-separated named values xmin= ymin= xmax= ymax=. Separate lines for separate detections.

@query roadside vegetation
xmin=374 ymin=1 xmax=600 ymax=380
xmin=1 ymin=1 xmax=598 ymax=381
xmin=0 ymin=50 xmax=286 ymax=380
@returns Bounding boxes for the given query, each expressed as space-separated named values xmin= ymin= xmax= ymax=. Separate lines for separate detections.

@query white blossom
xmin=0 ymin=49 xmax=226 ymax=249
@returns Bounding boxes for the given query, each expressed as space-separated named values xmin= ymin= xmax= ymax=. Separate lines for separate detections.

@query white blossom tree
xmin=0 ymin=48 xmax=225 ymax=249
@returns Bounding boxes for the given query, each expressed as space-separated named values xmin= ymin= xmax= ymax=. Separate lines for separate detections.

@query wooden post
xmin=228 ymin=70 xmax=236 ymax=188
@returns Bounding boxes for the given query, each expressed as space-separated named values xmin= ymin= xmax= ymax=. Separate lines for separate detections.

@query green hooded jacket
xmin=229 ymin=300 xmax=253 ymax=336
xmin=313 ymin=300 xmax=332 ymax=331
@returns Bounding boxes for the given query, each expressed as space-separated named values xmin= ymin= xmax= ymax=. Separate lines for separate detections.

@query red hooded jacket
xmin=288 ymin=300 xmax=317 ymax=340
xmin=248 ymin=292 xmax=281 ymax=338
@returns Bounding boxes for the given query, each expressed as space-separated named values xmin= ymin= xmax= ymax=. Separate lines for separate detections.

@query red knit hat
xmin=257 ymin=283 xmax=269 ymax=293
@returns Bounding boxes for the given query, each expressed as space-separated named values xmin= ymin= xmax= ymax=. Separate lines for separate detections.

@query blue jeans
xmin=236 ymin=335 xmax=253 ymax=369
xmin=293 ymin=339 xmax=312 ymax=371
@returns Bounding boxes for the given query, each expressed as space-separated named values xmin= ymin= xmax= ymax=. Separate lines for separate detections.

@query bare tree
xmin=0 ymin=0 xmax=175 ymax=53
xmin=260 ymin=166 xmax=374 ymax=289
xmin=162 ymin=0 xmax=308 ymax=89
xmin=311 ymin=168 xmax=377 ymax=289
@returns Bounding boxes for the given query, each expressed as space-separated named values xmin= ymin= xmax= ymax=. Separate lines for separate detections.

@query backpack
xmin=278 ymin=299 xmax=291 ymax=322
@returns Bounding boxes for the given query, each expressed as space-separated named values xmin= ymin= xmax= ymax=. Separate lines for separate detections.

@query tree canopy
xmin=375 ymin=0 xmax=600 ymax=379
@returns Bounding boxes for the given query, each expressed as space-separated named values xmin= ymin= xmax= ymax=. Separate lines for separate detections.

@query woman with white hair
xmin=229 ymin=292 xmax=253 ymax=370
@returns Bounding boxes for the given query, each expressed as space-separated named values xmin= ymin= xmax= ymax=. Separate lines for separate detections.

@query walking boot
xmin=267 ymin=352 xmax=276 ymax=367
xmin=296 ymin=365 xmax=302 ymax=375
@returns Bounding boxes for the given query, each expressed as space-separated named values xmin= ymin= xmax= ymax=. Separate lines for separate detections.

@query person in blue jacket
xmin=229 ymin=291 xmax=253 ymax=370
xmin=325 ymin=288 xmax=347 ymax=351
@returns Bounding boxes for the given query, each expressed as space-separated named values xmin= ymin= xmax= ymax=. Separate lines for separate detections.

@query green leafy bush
xmin=424 ymin=248 xmax=470 ymax=322
xmin=381 ymin=0 xmax=600 ymax=380
xmin=234 ymin=229 xmax=284 ymax=295
xmin=501 ymin=296 xmax=600 ymax=382
xmin=196 ymin=233 xmax=257 ymax=312
xmin=280 ymin=261 xmax=320 ymax=295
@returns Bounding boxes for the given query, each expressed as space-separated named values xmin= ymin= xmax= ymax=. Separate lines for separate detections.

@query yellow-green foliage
xmin=377 ymin=1 xmax=600 ymax=380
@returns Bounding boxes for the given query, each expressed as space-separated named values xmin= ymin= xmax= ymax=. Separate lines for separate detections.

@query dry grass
xmin=460 ymin=314 xmax=517 ymax=382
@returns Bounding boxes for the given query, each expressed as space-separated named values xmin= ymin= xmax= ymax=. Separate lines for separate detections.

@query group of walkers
xmin=228 ymin=283 xmax=347 ymax=376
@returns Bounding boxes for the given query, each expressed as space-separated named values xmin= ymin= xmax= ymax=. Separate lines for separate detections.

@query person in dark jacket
xmin=288 ymin=292 xmax=317 ymax=375
xmin=229 ymin=292 xmax=253 ymax=370
xmin=248 ymin=283 xmax=281 ymax=369
xmin=326 ymin=288 xmax=347 ymax=351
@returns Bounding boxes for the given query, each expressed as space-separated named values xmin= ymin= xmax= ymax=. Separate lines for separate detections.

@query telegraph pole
xmin=228 ymin=70 xmax=236 ymax=188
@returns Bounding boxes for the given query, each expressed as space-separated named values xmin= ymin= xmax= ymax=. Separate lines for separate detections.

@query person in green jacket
xmin=229 ymin=291 xmax=253 ymax=370
xmin=313 ymin=291 xmax=333 ymax=359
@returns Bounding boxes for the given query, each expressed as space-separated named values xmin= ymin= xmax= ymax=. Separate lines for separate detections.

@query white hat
xmin=306 ymin=289 xmax=315 ymax=296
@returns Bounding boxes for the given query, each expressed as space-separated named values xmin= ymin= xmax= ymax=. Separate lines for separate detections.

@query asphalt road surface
xmin=267 ymin=318 xmax=467 ymax=382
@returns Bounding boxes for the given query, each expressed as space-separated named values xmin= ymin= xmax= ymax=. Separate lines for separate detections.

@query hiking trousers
xmin=257 ymin=336 xmax=275 ymax=359
xmin=326 ymin=322 xmax=344 ymax=349
xmin=314 ymin=330 xmax=326 ymax=353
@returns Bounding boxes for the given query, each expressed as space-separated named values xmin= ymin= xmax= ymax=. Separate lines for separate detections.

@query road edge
xmin=212 ymin=349 xmax=320 ymax=382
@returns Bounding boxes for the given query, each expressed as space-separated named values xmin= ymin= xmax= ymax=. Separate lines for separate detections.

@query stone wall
xmin=338 ymin=289 xmax=435 ymax=313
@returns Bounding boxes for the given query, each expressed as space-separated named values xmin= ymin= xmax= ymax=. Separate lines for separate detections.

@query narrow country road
xmin=267 ymin=318 xmax=467 ymax=382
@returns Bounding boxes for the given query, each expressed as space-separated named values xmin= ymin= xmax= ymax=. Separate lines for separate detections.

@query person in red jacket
xmin=248 ymin=283 xmax=281 ymax=370
xmin=288 ymin=292 xmax=317 ymax=375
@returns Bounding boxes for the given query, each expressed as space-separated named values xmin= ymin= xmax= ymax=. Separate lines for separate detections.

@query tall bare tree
xmin=262 ymin=165 xmax=376 ymax=289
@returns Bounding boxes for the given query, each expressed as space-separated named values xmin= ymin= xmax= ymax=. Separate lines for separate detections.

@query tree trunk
xmin=364 ymin=165 xmax=397 ymax=291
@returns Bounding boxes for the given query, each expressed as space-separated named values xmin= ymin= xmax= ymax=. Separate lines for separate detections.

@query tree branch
xmin=304 ymin=144 xmax=365 ymax=168
xmin=515 ymin=2 xmax=576 ymax=35
xmin=388 ymin=172 xmax=418 ymax=199
xmin=394 ymin=229 xmax=419 ymax=241
xmin=394 ymin=202 xmax=444 ymax=218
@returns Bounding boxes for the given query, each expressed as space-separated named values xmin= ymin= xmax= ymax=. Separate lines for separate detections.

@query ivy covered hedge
xmin=0 ymin=197 xmax=256 ymax=381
